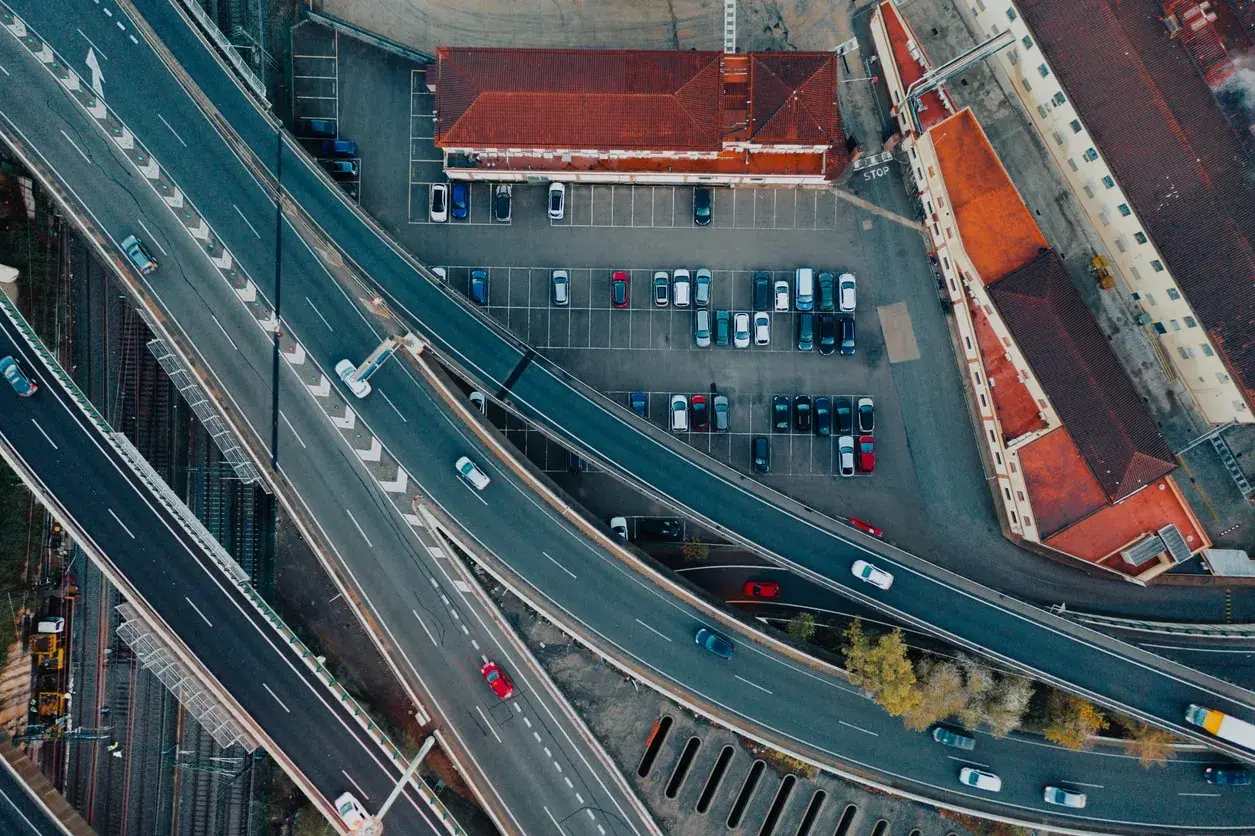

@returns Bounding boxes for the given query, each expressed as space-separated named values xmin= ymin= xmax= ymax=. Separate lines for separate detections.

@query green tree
xmin=903 ymin=659 xmax=968 ymax=731
xmin=842 ymin=620 xmax=920 ymax=717
xmin=1125 ymin=721 xmax=1176 ymax=767
xmin=1043 ymin=690 xmax=1108 ymax=750
xmin=786 ymin=612 xmax=816 ymax=642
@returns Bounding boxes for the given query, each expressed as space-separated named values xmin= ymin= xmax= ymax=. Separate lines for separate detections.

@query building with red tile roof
xmin=430 ymin=48 xmax=849 ymax=185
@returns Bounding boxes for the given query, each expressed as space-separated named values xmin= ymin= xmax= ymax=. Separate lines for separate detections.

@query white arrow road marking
xmin=83 ymin=44 xmax=104 ymax=96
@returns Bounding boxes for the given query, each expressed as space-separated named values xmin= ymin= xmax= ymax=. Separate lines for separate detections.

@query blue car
xmin=451 ymin=182 xmax=469 ymax=219
xmin=695 ymin=627 xmax=733 ymax=659
xmin=0 ymin=356 xmax=36 ymax=397
xmin=629 ymin=392 xmax=648 ymax=418
xmin=470 ymin=269 xmax=488 ymax=306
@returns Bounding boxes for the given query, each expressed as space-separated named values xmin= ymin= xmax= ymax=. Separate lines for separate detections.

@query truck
xmin=1186 ymin=704 xmax=1255 ymax=750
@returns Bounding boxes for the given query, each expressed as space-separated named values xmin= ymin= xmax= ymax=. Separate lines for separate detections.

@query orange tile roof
xmin=1017 ymin=427 xmax=1108 ymax=537
xmin=1045 ymin=476 xmax=1209 ymax=564
xmin=970 ymin=304 xmax=1048 ymax=442
xmin=877 ymin=1 xmax=953 ymax=129
xmin=749 ymin=54 xmax=840 ymax=143
xmin=929 ymin=110 xmax=1048 ymax=284
xmin=454 ymin=149 xmax=830 ymax=178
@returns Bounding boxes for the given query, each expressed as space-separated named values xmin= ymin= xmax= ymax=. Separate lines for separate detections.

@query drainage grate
xmin=869 ymin=820 xmax=889 ymax=836
xmin=758 ymin=774 xmax=796 ymax=836
xmin=697 ymin=746 xmax=734 ymax=814
xmin=637 ymin=716 xmax=673 ymax=778
xmin=795 ymin=790 xmax=825 ymax=836
xmin=665 ymin=738 xmax=702 ymax=799
xmin=833 ymin=804 xmax=858 ymax=836
xmin=727 ymin=760 xmax=765 ymax=829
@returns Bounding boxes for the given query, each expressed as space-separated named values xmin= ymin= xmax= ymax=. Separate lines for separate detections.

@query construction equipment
xmin=1091 ymin=255 xmax=1116 ymax=289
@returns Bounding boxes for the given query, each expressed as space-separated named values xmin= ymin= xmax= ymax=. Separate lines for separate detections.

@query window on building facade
xmin=1118 ymin=203 xmax=1131 ymax=216
xmin=1134 ymin=231 xmax=1148 ymax=244
xmin=1052 ymin=91 xmax=1066 ymax=106
xmin=975 ymin=0 xmax=986 ymax=9
xmin=1150 ymin=259 xmax=1165 ymax=272
xmin=1146 ymin=293 xmax=1157 ymax=306
xmin=1131 ymin=292 xmax=1141 ymax=301
xmin=1022 ymin=78 xmax=1032 ymax=93
xmin=1166 ymin=287 xmax=1181 ymax=300
xmin=1184 ymin=315 xmax=1197 ymax=327
xmin=1114 ymin=237 xmax=1126 ymax=253
xmin=1052 ymin=131 xmax=1064 ymax=146
xmin=1082 ymin=184 xmax=1094 ymax=199
xmin=1067 ymin=158 xmax=1078 ymax=171
xmin=1006 ymin=7 xmax=1017 ymax=20
xmin=1102 ymin=175 xmax=1115 ymax=189
xmin=1170 ymin=319 xmax=1182 ymax=331
xmin=1007 ymin=48 xmax=1018 ymax=65
xmin=1082 ymin=147 xmax=1098 ymax=162
xmin=1130 ymin=266 xmax=1142 ymax=281
xmin=1038 ymin=63 xmax=1050 ymax=78
xmin=1202 ymin=344 xmax=1214 ymax=357
xmin=1070 ymin=119 xmax=1082 ymax=134
xmin=1037 ymin=104 xmax=1048 ymax=118
xmin=1153 ymin=322 xmax=1167 ymax=334
xmin=1178 ymin=347 xmax=1190 ymax=360
xmin=1217 ymin=372 xmax=1230 ymax=384
xmin=1022 ymin=34 xmax=1033 ymax=49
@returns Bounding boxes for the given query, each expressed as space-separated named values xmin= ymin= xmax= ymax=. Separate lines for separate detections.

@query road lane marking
xmin=554 ymin=761 xmax=563 ymax=773
xmin=1178 ymin=792 xmax=1221 ymax=797
xmin=134 ymin=218 xmax=166 ymax=254
xmin=30 ymin=419 xmax=57 ymax=450
xmin=523 ymin=716 xmax=532 ymax=728
xmin=0 ymin=64 xmax=9 ymax=76
xmin=543 ymin=807 xmax=567 ymax=833
xmin=470 ymin=639 xmax=479 ymax=650
xmin=209 ymin=315 xmax=238 ymax=350
xmin=544 ymin=747 xmax=552 ymax=758
xmin=734 ymin=674 xmax=773 ymax=695
xmin=341 ymin=770 xmax=370 ymax=800
xmin=76 ymin=28 xmax=108 ymax=61
xmin=304 ymin=296 xmax=334 ymax=331
xmin=585 ymin=810 xmax=595 ymax=821
xmin=157 ymin=113 xmax=186 ymax=147
xmin=233 ymin=203 xmax=262 ymax=239
xmin=102 ymin=7 xmax=113 ymax=17
xmin=411 ymin=610 xmax=437 ymax=646
xmin=633 ymin=618 xmax=670 ymax=642
xmin=533 ymin=731 xmax=542 ymax=743
xmin=460 ymin=480 xmax=488 ymax=505
xmin=59 ymin=130 xmax=90 ymax=163
xmin=115 ymin=21 xmax=124 ymax=32
xmin=128 ymin=34 xmax=138 ymax=45
xmin=107 ymin=509 xmax=134 ymax=539
xmin=838 ymin=720 xmax=878 ymax=736
xmin=543 ymin=551 xmax=577 ymax=580
xmin=262 ymin=683 xmax=291 ymax=713
xmin=947 ymin=756 xmax=990 ymax=768
xmin=185 ymin=597 xmax=213 ymax=627
xmin=379 ymin=390 xmax=407 ymax=422
xmin=1141 ymin=642 xmax=1255 ymax=655
xmin=564 ymin=776 xmax=573 ymax=789
xmin=1070 ymin=781 xmax=1104 ymax=788
xmin=474 ymin=706 xmax=502 ymax=743
xmin=345 ymin=509 xmax=373 ymax=547
xmin=576 ymin=793 xmax=584 ymax=804
xmin=279 ymin=411 xmax=307 ymax=448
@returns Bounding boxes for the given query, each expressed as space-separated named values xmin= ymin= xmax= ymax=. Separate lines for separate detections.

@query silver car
xmin=733 ymin=312 xmax=751 ymax=349
xmin=838 ymin=272 xmax=857 ymax=312
xmin=1042 ymin=786 xmax=1087 ymax=808
xmin=695 ymin=268 xmax=712 ymax=307
xmin=551 ymin=269 xmax=570 ymax=306
xmin=694 ymin=308 xmax=711 ymax=347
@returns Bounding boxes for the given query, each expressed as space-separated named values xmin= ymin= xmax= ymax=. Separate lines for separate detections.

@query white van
xmin=795 ymin=268 xmax=814 ymax=311
xmin=37 ymin=617 xmax=65 ymax=634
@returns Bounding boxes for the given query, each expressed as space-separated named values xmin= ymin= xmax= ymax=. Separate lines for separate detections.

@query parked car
xmin=817 ymin=313 xmax=836 ymax=356
xmin=772 ymin=395 xmax=790 ymax=432
xmin=743 ymin=581 xmax=780 ymax=598
xmin=838 ymin=272 xmax=857 ymax=312
xmin=752 ymin=436 xmax=771 ymax=473
xmin=753 ymin=312 xmax=770 ymax=346
xmin=670 ymin=394 xmax=689 ymax=432
xmin=793 ymin=395 xmax=812 ymax=433
xmin=470 ymin=269 xmax=489 ymax=305
xmin=493 ymin=185 xmax=512 ymax=222
xmin=335 ymin=359 xmax=371 ymax=398
xmin=695 ymin=268 xmax=712 ymax=307
xmin=835 ymin=397 xmax=853 ymax=435
xmin=319 ymin=138 xmax=357 ymax=157
xmin=753 ymin=271 xmax=771 ymax=312
xmin=455 ymin=456 xmax=491 ymax=491
xmin=1042 ymin=786 xmax=1087 ymax=808
xmin=931 ymin=726 xmax=976 ymax=750
xmin=733 ymin=312 xmax=751 ymax=349
xmin=851 ymin=559 xmax=893 ymax=589
xmin=715 ymin=310 xmax=731 ymax=346
xmin=857 ymin=396 xmax=875 ymax=433
xmin=795 ymin=267 xmax=814 ymax=311
xmin=611 ymin=270 xmax=630 ymax=308
xmin=299 ymin=118 xmax=337 ymax=137
xmin=774 ymin=279 xmax=790 ymax=312
xmin=1204 ymin=765 xmax=1252 ymax=785
xmin=450 ymin=182 xmax=469 ymax=219
xmin=797 ymin=313 xmax=814 ymax=352
xmin=814 ymin=396 xmax=832 ymax=437
xmin=713 ymin=394 xmax=729 ymax=433
xmin=858 ymin=435 xmax=876 ymax=473
xmin=629 ymin=391 xmax=648 ymax=417
xmin=335 ymin=793 xmax=369 ymax=828
xmin=694 ymin=308 xmax=712 ymax=347
xmin=690 ymin=394 xmax=709 ymax=431
xmin=429 ymin=182 xmax=449 ymax=222
xmin=548 ymin=182 xmax=566 ymax=219
xmin=121 ymin=234 xmax=157 ymax=275
xmin=551 ymin=269 xmax=570 ymax=306
xmin=693 ymin=187 xmax=712 ymax=226
xmin=839 ymin=316 xmax=856 ymax=355
xmin=636 ymin=518 xmax=683 ymax=540
xmin=609 ymin=516 xmax=629 ymax=541
xmin=959 ymin=768 xmax=1001 ymax=793
xmin=653 ymin=271 xmax=670 ymax=307
xmin=0 ymin=356 xmax=36 ymax=398
xmin=468 ymin=391 xmax=486 ymax=414
xmin=695 ymin=626 xmax=733 ymax=658
xmin=673 ymin=269 xmax=692 ymax=307
xmin=848 ymin=518 xmax=884 ymax=538
xmin=838 ymin=435 xmax=855 ymax=477
xmin=817 ymin=272 xmax=835 ymax=312
xmin=326 ymin=159 xmax=358 ymax=178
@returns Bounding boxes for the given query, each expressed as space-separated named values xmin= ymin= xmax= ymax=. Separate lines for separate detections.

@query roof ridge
xmin=671 ymin=54 xmax=724 ymax=146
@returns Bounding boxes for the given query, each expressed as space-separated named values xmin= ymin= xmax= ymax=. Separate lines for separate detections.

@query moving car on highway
xmin=931 ymin=726 xmax=976 ymax=750
xmin=335 ymin=793 xmax=370 ymax=828
xmin=0 ymin=356 xmax=37 ymax=398
xmin=743 ymin=581 xmax=780 ymax=598
xmin=121 ymin=234 xmax=158 ymax=275
xmin=455 ymin=456 xmax=491 ymax=491
xmin=1043 ymin=786 xmax=1087 ymax=808
xmin=609 ymin=516 xmax=629 ymax=541
xmin=851 ymin=559 xmax=893 ymax=590
xmin=481 ymin=661 xmax=515 ymax=699
xmin=695 ymin=626 xmax=733 ymax=658
xmin=334 ymin=359 xmax=370 ymax=399
xmin=960 ymin=767 xmax=1001 ymax=793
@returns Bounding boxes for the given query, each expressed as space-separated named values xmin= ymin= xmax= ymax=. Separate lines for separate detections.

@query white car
xmin=838 ymin=435 xmax=855 ymax=477
xmin=335 ymin=359 xmax=371 ymax=399
xmin=469 ymin=391 xmax=486 ymax=414
xmin=609 ymin=516 xmax=628 ymax=541
xmin=1043 ymin=786 xmax=1087 ymax=808
xmin=551 ymin=269 xmax=570 ymax=306
xmin=429 ymin=182 xmax=449 ymax=222
xmin=335 ymin=792 xmax=370 ymax=828
xmin=694 ymin=268 xmax=712 ymax=307
xmin=733 ymin=312 xmax=751 ymax=349
xmin=773 ymin=280 xmax=790 ymax=312
xmin=753 ymin=312 xmax=770 ymax=346
xmin=959 ymin=767 xmax=1002 ymax=793
xmin=838 ymin=272 xmax=857 ymax=312
xmin=432 ymin=266 xmax=448 ymax=282
xmin=673 ymin=268 xmax=692 ymax=308
xmin=670 ymin=394 xmax=689 ymax=432
xmin=851 ymin=559 xmax=893 ymax=590
xmin=548 ymin=182 xmax=566 ymax=219
xmin=455 ymin=456 xmax=491 ymax=491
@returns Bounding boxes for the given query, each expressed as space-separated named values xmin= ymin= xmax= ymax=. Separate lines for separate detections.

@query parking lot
xmin=290 ymin=22 xmax=360 ymax=201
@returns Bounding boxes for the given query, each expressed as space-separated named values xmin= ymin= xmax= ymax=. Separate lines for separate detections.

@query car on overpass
xmin=334 ymin=359 xmax=371 ymax=399
xmin=481 ymin=661 xmax=515 ymax=700
xmin=0 ymin=356 xmax=36 ymax=398
xmin=334 ymin=792 xmax=370 ymax=828
xmin=120 ymin=234 xmax=157 ymax=275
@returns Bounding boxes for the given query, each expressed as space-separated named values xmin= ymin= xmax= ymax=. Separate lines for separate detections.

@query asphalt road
xmin=0 ymin=757 xmax=65 ymax=836
xmin=4 ymin=0 xmax=1255 ymax=832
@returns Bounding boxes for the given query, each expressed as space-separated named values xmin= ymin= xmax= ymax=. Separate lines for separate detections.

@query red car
xmin=743 ymin=580 xmax=780 ymax=598
xmin=848 ymin=518 xmax=883 ymax=538
xmin=857 ymin=434 xmax=875 ymax=473
xmin=480 ymin=661 xmax=514 ymax=700
xmin=611 ymin=271 xmax=630 ymax=308
xmin=691 ymin=394 xmax=708 ymax=431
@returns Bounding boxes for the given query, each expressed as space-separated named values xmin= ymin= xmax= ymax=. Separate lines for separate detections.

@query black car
xmin=793 ymin=395 xmax=812 ymax=433
xmin=1205 ymin=765 xmax=1252 ymax=785
xmin=693 ymin=187 xmax=712 ymax=226
xmin=772 ymin=395 xmax=791 ymax=432
xmin=814 ymin=396 xmax=832 ymax=437
xmin=753 ymin=271 xmax=772 ymax=312
xmin=493 ymin=185 xmax=512 ymax=222
xmin=470 ymin=269 xmax=489 ymax=305
xmin=839 ymin=316 xmax=856 ymax=355
xmin=752 ymin=436 xmax=771 ymax=473
xmin=818 ymin=313 xmax=837 ymax=356
xmin=637 ymin=518 xmax=683 ymax=540
xmin=835 ymin=396 xmax=853 ymax=435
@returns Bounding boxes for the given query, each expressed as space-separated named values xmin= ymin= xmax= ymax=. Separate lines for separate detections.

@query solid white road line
xmin=0 ymin=64 xmax=9 ymax=76
xmin=0 ymin=784 xmax=40 ymax=832
xmin=543 ymin=551 xmax=577 ymax=580
xmin=344 ymin=509 xmax=373 ymax=547
xmin=209 ymin=315 xmax=238 ymax=350
xmin=134 ymin=218 xmax=166 ymax=254
xmin=305 ymin=296 xmax=334 ymax=331
xmin=411 ymin=609 xmax=437 ymax=646
xmin=341 ymin=769 xmax=370 ymax=800
xmin=838 ymin=720 xmax=878 ymax=736
xmin=233 ymin=203 xmax=262 ymax=239
xmin=474 ymin=706 xmax=502 ymax=743
xmin=633 ymin=618 xmax=671 ymax=642
xmin=106 ymin=508 xmax=134 ymax=539
xmin=185 ymin=596 xmax=213 ymax=627
xmin=1141 ymin=642 xmax=1255 ymax=655
xmin=278 ymin=411 xmax=307 ymax=449
xmin=1070 ymin=781 xmax=1105 ymax=788
xmin=30 ymin=419 xmax=57 ymax=450
xmin=734 ymin=674 xmax=773 ymax=695
xmin=59 ymin=130 xmax=90 ymax=163
xmin=262 ymin=683 xmax=291 ymax=713
xmin=947 ymin=756 xmax=991 ymax=768
xmin=1178 ymin=792 xmax=1221 ymax=797
xmin=379 ymin=390 xmax=407 ymax=422
xmin=157 ymin=113 xmax=186 ymax=147
xmin=76 ymin=28 xmax=108 ymax=61
xmin=543 ymin=807 xmax=567 ymax=833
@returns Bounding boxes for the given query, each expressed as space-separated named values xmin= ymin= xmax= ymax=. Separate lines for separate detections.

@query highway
xmin=2 ymin=0 xmax=1255 ymax=832
xmin=0 ymin=754 xmax=67 ymax=836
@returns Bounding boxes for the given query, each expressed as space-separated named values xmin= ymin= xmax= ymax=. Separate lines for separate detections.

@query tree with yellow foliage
xmin=1042 ymin=689 xmax=1108 ymax=750
xmin=842 ymin=620 xmax=921 ymax=717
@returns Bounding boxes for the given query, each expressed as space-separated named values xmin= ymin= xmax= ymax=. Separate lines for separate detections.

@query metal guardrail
xmin=171 ymin=0 xmax=268 ymax=101
xmin=305 ymin=8 xmax=435 ymax=64
xmin=1062 ymin=607 xmax=1255 ymax=638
